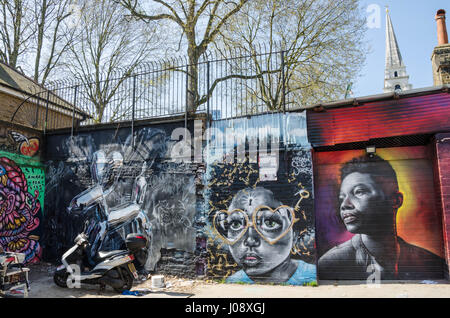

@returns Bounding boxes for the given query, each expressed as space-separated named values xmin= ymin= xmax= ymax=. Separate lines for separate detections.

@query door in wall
xmin=314 ymin=145 xmax=445 ymax=280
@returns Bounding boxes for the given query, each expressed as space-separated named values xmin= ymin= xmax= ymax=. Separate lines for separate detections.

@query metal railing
xmin=14 ymin=45 xmax=308 ymax=132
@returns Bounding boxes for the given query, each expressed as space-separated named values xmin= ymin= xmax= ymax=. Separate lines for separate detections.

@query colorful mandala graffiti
xmin=0 ymin=156 xmax=42 ymax=264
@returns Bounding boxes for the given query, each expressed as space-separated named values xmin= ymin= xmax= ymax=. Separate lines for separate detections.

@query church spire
xmin=385 ymin=7 xmax=404 ymax=68
xmin=384 ymin=8 xmax=412 ymax=93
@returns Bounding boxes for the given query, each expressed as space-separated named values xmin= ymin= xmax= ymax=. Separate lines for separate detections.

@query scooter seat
xmin=96 ymin=250 xmax=128 ymax=261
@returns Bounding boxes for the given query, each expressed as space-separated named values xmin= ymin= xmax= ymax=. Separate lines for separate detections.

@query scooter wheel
xmin=53 ymin=270 xmax=69 ymax=288
xmin=112 ymin=268 xmax=134 ymax=293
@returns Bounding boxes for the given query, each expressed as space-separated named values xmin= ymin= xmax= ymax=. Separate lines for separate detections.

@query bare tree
xmin=0 ymin=0 xmax=35 ymax=69
xmin=62 ymin=0 xmax=162 ymax=123
xmin=0 ymin=0 xmax=78 ymax=85
xmin=32 ymin=0 xmax=76 ymax=85
xmin=117 ymin=0 xmax=249 ymax=113
xmin=215 ymin=0 xmax=368 ymax=111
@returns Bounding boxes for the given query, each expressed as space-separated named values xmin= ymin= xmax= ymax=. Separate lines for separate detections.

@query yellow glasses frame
xmin=213 ymin=205 xmax=299 ymax=245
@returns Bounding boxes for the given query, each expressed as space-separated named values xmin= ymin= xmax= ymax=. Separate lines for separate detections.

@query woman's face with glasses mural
xmin=214 ymin=187 xmax=298 ymax=279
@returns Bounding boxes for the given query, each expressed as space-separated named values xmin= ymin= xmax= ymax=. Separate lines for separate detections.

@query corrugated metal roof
xmin=292 ymin=85 xmax=449 ymax=111
xmin=307 ymin=87 xmax=450 ymax=147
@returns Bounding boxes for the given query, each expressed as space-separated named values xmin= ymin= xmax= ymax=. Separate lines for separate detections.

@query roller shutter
xmin=315 ymin=145 xmax=445 ymax=280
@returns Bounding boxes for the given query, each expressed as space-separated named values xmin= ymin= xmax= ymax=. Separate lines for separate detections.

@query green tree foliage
xmin=0 ymin=0 xmax=369 ymax=120
xmin=62 ymin=0 xmax=162 ymax=123
xmin=0 ymin=0 xmax=76 ymax=85
xmin=117 ymin=0 xmax=250 ymax=112
xmin=215 ymin=0 xmax=368 ymax=110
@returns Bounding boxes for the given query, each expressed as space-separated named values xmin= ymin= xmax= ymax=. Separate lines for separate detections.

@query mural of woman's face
xmin=339 ymin=172 xmax=393 ymax=234
xmin=225 ymin=189 xmax=295 ymax=278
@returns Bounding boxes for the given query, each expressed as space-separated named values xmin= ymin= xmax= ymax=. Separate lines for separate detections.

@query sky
xmin=353 ymin=0 xmax=449 ymax=97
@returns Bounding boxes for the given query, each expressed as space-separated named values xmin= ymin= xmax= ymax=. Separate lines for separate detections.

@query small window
xmin=394 ymin=71 xmax=398 ymax=77
xmin=394 ymin=84 xmax=402 ymax=91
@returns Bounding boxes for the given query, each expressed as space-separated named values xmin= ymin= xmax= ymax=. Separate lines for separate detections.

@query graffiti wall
xmin=43 ymin=113 xmax=318 ymax=282
xmin=0 ymin=150 xmax=44 ymax=264
xmin=43 ymin=122 xmax=201 ymax=274
xmin=203 ymin=113 xmax=317 ymax=285
xmin=315 ymin=146 xmax=445 ymax=280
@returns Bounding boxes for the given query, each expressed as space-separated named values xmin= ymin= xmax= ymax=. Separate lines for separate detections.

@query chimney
xmin=436 ymin=9 xmax=449 ymax=45
xmin=432 ymin=9 xmax=450 ymax=86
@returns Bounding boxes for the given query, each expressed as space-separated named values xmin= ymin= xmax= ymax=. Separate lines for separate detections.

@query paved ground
xmin=23 ymin=263 xmax=450 ymax=298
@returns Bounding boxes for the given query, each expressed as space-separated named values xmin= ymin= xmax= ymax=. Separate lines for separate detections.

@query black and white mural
xmin=42 ymin=123 xmax=198 ymax=272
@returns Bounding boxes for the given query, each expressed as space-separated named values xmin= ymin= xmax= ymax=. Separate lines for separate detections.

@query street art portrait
xmin=0 ymin=153 xmax=44 ymax=264
xmin=205 ymin=149 xmax=317 ymax=285
xmin=315 ymin=146 xmax=445 ymax=280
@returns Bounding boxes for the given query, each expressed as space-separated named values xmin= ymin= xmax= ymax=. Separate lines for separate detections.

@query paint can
xmin=151 ymin=275 xmax=165 ymax=288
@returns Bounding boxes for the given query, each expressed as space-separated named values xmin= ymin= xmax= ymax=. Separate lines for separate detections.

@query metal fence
xmin=12 ymin=46 xmax=306 ymax=131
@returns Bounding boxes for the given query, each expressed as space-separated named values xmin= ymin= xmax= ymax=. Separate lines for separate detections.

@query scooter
xmin=66 ymin=151 xmax=152 ymax=270
xmin=53 ymin=220 xmax=149 ymax=293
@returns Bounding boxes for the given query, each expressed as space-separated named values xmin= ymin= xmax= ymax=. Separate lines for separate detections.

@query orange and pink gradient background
xmin=314 ymin=145 xmax=445 ymax=258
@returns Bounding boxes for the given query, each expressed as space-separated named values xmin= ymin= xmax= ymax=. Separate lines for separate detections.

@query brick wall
xmin=434 ymin=133 xmax=450 ymax=278
xmin=432 ymin=44 xmax=450 ymax=86
xmin=0 ymin=91 xmax=74 ymax=130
